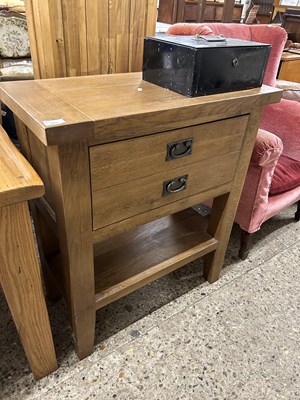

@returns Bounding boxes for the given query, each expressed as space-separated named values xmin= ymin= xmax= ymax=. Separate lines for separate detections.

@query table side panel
xmin=278 ymin=57 xmax=300 ymax=82
xmin=27 ymin=129 xmax=55 ymax=209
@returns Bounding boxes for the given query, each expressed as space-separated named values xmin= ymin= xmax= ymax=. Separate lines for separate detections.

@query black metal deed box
xmin=142 ymin=35 xmax=271 ymax=97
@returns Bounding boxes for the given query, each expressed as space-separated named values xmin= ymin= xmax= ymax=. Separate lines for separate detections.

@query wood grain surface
xmin=0 ymin=72 xmax=282 ymax=360
xmin=0 ymin=126 xmax=44 ymax=207
xmin=25 ymin=0 xmax=157 ymax=78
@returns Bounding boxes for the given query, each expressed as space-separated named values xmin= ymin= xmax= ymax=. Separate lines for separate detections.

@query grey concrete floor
xmin=0 ymin=205 xmax=299 ymax=400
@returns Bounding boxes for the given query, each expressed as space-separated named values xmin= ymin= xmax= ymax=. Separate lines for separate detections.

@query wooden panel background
xmin=25 ymin=0 xmax=157 ymax=79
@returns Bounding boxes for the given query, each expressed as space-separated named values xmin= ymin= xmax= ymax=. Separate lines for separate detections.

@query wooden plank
xmin=98 ymin=0 xmax=110 ymax=74
xmin=199 ymin=0 xmax=207 ymax=22
xmin=86 ymin=0 xmax=109 ymax=75
xmin=93 ymin=209 xmax=218 ymax=309
xmin=129 ymin=0 xmax=146 ymax=72
xmin=222 ymin=0 xmax=235 ymax=22
xmin=25 ymin=0 xmax=163 ymax=78
xmin=37 ymin=0 xmax=56 ymax=78
xmin=0 ymin=126 xmax=44 ymax=207
xmin=47 ymin=0 xmax=67 ymax=78
xmin=24 ymin=0 xmax=41 ymax=78
xmin=0 ymin=202 xmax=57 ymax=379
xmin=177 ymin=0 xmax=186 ymax=21
xmin=145 ymin=0 xmax=158 ymax=36
xmin=27 ymin=0 xmax=46 ymax=78
xmin=61 ymin=0 xmax=87 ymax=76
xmin=78 ymin=0 xmax=88 ymax=75
xmin=109 ymin=0 xmax=131 ymax=73
xmin=157 ymin=0 xmax=178 ymax=24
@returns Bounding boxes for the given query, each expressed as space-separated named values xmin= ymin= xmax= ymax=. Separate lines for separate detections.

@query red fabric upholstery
xmin=260 ymin=99 xmax=300 ymax=161
xmin=270 ymin=155 xmax=300 ymax=195
xmin=235 ymin=129 xmax=283 ymax=233
xmin=167 ymin=23 xmax=300 ymax=235
xmin=167 ymin=23 xmax=213 ymax=36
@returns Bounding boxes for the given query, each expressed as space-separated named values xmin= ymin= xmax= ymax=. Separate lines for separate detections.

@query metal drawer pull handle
xmin=167 ymin=178 xmax=186 ymax=193
xmin=166 ymin=138 xmax=193 ymax=160
xmin=163 ymin=174 xmax=188 ymax=196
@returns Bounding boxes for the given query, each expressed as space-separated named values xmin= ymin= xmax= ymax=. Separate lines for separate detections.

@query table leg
xmin=203 ymin=193 xmax=232 ymax=283
xmin=48 ymin=141 xmax=95 ymax=359
xmin=0 ymin=202 xmax=57 ymax=380
xmin=203 ymin=108 xmax=264 ymax=282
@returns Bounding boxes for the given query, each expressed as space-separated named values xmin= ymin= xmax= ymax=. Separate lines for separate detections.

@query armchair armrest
xmin=235 ymin=129 xmax=283 ymax=233
xmin=260 ymin=98 xmax=300 ymax=161
xmin=250 ymin=128 xmax=283 ymax=166
xmin=0 ymin=126 xmax=44 ymax=208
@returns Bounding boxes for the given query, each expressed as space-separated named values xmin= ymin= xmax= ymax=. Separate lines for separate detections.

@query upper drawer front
xmin=90 ymin=115 xmax=248 ymax=192
xmin=92 ymin=151 xmax=240 ymax=230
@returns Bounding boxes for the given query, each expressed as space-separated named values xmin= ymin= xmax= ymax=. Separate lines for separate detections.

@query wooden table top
xmin=0 ymin=72 xmax=282 ymax=146
xmin=281 ymin=51 xmax=300 ymax=61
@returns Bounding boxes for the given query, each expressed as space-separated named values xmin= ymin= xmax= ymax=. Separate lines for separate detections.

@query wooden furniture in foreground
xmin=0 ymin=126 xmax=57 ymax=380
xmin=24 ymin=0 xmax=157 ymax=79
xmin=278 ymin=51 xmax=300 ymax=82
xmin=0 ymin=73 xmax=282 ymax=359
xmin=158 ymin=0 xmax=243 ymax=24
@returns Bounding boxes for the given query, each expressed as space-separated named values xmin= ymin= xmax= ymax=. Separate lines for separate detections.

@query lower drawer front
xmin=92 ymin=151 xmax=239 ymax=230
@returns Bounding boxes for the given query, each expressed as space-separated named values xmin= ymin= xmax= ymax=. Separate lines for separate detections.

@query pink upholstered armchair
xmin=167 ymin=23 xmax=300 ymax=259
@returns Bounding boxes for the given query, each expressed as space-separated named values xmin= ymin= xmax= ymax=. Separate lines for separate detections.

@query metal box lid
xmin=145 ymin=35 xmax=271 ymax=49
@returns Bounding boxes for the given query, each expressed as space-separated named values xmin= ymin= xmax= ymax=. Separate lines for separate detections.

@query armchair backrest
xmin=167 ymin=23 xmax=287 ymax=87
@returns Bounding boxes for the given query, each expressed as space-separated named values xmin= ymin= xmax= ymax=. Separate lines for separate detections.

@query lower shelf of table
xmin=93 ymin=208 xmax=218 ymax=309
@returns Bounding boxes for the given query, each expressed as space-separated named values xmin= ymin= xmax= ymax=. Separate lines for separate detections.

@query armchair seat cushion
xmin=269 ymin=155 xmax=300 ymax=195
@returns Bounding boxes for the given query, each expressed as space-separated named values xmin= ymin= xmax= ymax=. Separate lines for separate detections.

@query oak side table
xmin=0 ymin=73 xmax=282 ymax=359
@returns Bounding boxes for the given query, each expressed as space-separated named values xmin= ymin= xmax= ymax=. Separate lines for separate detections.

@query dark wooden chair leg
xmin=239 ymin=229 xmax=252 ymax=260
xmin=295 ymin=200 xmax=300 ymax=221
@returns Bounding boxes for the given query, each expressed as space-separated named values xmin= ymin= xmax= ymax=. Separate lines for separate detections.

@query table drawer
xmin=92 ymin=150 xmax=240 ymax=230
xmin=90 ymin=115 xmax=248 ymax=192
